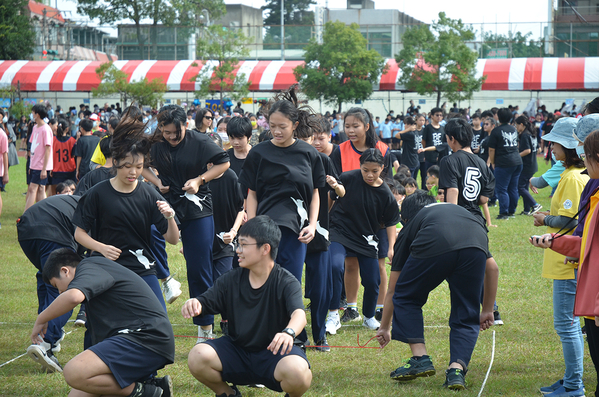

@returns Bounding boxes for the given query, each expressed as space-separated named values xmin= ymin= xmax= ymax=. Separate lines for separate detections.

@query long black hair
xmin=110 ymin=106 xmax=156 ymax=169
xmin=344 ymin=107 xmax=379 ymax=148
xmin=515 ymin=115 xmax=535 ymax=137
xmin=263 ymin=84 xmax=318 ymax=139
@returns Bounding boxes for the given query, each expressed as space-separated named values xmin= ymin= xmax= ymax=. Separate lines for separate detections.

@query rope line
xmin=477 ymin=330 xmax=496 ymax=397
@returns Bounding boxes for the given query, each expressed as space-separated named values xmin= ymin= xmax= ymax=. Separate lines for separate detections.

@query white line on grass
xmin=477 ymin=330 xmax=496 ymax=397
xmin=0 ymin=329 xmax=78 ymax=369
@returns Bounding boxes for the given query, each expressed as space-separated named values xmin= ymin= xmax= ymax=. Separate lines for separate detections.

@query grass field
xmin=0 ymin=156 xmax=596 ymax=396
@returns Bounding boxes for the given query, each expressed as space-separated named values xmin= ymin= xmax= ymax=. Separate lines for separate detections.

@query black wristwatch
xmin=282 ymin=328 xmax=295 ymax=338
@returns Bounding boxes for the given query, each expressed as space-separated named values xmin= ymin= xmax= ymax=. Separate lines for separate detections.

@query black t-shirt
xmin=478 ymin=136 xmax=490 ymax=163
xmin=439 ymin=150 xmax=496 ymax=221
xmin=74 ymin=135 xmax=101 ymax=178
xmin=238 ymin=140 xmax=325 ymax=234
xmin=520 ymin=131 xmax=538 ymax=175
xmin=17 ymin=195 xmax=81 ymax=250
xmin=226 ymin=148 xmax=246 ymax=178
xmin=197 ymin=264 xmax=304 ymax=352
xmin=422 ymin=124 xmax=446 ymax=163
xmin=68 ymin=257 xmax=175 ymax=362
xmin=488 ymin=124 xmax=522 ymax=168
xmin=72 ymin=180 xmax=169 ymax=277
xmin=150 ymin=131 xmax=230 ymax=223
xmin=542 ymin=121 xmax=554 ymax=137
xmin=330 ymin=169 xmax=400 ymax=258
xmin=307 ymin=153 xmax=340 ymax=254
xmin=74 ymin=167 xmax=112 ymax=195
xmin=392 ymin=203 xmax=488 ymax=271
xmin=209 ymin=169 xmax=244 ymax=259
xmin=471 ymin=127 xmax=486 ymax=151
xmin=415 ymin=128 xmax=425 ymax=162
xmin=398 ymin=130 xmax=419 ymax=169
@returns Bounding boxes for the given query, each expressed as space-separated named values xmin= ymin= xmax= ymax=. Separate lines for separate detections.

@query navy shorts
xmin=51 ymin=171 xmax=76 ymax=185
xmin=381 ymin=138 xmax=391 ymax=144
xmin=392 ymin=137 xmax=401 ymax=144
xmin=89 ymin=336 xmax=169 ymax=388
xmin=204 ymin=336 xmax=310 ymax=393
xmin=376 ymin=228 xmax=389 ymax=259
xmin=30 ymin=170 xmax=49 ymax=186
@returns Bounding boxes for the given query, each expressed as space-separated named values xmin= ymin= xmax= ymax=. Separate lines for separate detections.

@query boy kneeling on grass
xmin=376 ymin=191 xmax=498 ymax=390
xmin=30 ymin=248 xmax=175 ymax=397
xmin=182 ymin=215 xmax=312 ymax=397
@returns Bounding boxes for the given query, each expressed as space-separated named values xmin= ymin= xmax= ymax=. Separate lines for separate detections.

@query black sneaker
xmin=507 ymin=213 xmax=515 ymax=218
xmin=520 ymin=210 xmax=531 ymax=216
xmin=443 ymin=368 xmax=466 ymax=390
xmin=375 ymin=308 xmax=383 ymax=322
xmin=129 ymin=382 xmax=163 ymax=397
xmin=315 ymin=337 xmax=331 ymax=352
xmin=493 ymin=310 xmax=504 ymax=325
xmin=390 ymin=356 xmax=436 ymax=381
xmin=340 ymin=308 xmax=361 ymax=323
xmin=496 ymin=214 xmax=510 ymax=220
xmin=145 ymin=376 xmax=172 ymax=397
xmin=531 ymin=203 xmax=543 ymax=214
xmin=74 ymin=310 xmax=86 ymax=327
xmin=220 ymin=320 xmax=229 ymax=336
xmin=339 ymin=298 xmax=348 ymax=310
xmin=216 ymin=385 xmax=242 ymax=397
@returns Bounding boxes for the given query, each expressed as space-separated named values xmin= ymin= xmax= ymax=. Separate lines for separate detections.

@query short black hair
xmin=445 ymin=118 xmax=473 ymax=148
xmin=431 ymin=107 xmax=443 ymax=115
xmin=32 ymin=104 xmax=48 ymax=119
xmin=400 ymin=190 xmax=436 ymax=224
xmin=390 ymin=181 xmax=406 ymax=196
xmin=402 ymin=177 xmax=417 ymax=187
xmin=427 ymin=165 xmax=440 ymax=178
xmin=497 ymin=108 xmax=512 ymax=124
xmin=471 ymin=113 xmax=482 ymax=120
xmin=100 ymin=135 xmax=112 ymax=159
xmin=80 ymin=119 xmax=93 ymax=132
xmin=238 ymin=215 xmax=281 ymax=260
xmin=359 ymin=148 xmax=384 ymax=166
xmin=42 ymin=248 xmax=82 ymax=284
xmin=393 ymin=172 xmax=407 ymax=184
xmin=56 ymin=180 xmax=76 ymax=194
xmin=312 ymin=115 xmax=331 ymax=135
xmin=227 ymin=116 xmax=253 ymax=139
xmin=481 ymin=110 xmax=493 ymax=119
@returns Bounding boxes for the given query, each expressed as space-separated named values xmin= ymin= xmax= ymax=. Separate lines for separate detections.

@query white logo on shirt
xmin=463 ymin=167 xmax=482 ymax=201
xmin=128 ymin=249 xmax=155 ymax=269
xmin=291 ymin=197 xmax=309 ymax=228
xmin=563 ymin=199 xmax=573 ymax=210
xmin=117 ymin=328 xmax=142 ymax=334
xmin=432 ymin=132 xmax=442 ymax=146
xmin=501 ymin=131 xmax=518 ymax=147
xmin=30 ymin=134 xmax=40 ymax=155
xmin=315 ymin=221 xmax=329 ymax=240
xmin=181 ymin=192 xmax=208 ymax=211
xmin=363 ymin=235 xmax=379 ymax=253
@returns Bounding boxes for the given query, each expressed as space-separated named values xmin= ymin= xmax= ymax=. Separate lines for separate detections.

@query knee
xmin=188 ymin=344 xmax=219 ymax=377
xmin=276 ymin=357 xmax=312 ymax=393
xmin=63 ymin=360 xmax=85 ymax=390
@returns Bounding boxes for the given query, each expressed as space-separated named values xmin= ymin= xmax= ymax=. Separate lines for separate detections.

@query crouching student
xmin=183 ymin=216 xmax=312 ymax=397
xmin=376 ymin=191 xmax=498 ymax=390
xmin=30 ymin=248 xmax=175 ymax=397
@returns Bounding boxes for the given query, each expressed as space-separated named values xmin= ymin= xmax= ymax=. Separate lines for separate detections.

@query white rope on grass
xmin=0 ymin=328 xmax=77 ymax=369
xmin=477 ymin=330 xmax=496 ymax=397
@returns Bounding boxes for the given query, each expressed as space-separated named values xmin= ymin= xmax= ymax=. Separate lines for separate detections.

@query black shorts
xmin=51 ymin=171 xmax=76 ymax=185
xmin=381 ymin=138 xmax=391 ymax=144
xmin=392 ymin=137 xmax=401 ymax=144
xmin=204 ymin=336 xmax=310 ymax=393
xmin=376 ymin=228 xmax=389 ymax=259
xmin=89 ymin=336 xmax=169 ymax=388
xmin=30 ymin=169 xmax=49 ymax=186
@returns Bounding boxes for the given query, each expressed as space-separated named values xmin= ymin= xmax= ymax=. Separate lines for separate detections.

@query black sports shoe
xmin=145 ymin=376 xmax=172 ymax=397
xmin=496 ymin=214 xmax=510 ymax=220
xmin=339 ymin=298 xmax=348 ymax=310
xmin=493 ymin=310 xmax=504 ymax=326
xmin=216 ymin=385 xmax=242 ymax=397
xmin=443 ymin=368 xmax=466 ymax=390
xmin=340 ymin=308 xmax=361 ymax=323
xmin=129 ymin=382 xmax=163 ymax=397
xmin=375 ymin=308 xmax=383 ymax=322
xmin=390 ymin=356 xmax=436 ymax=381
xmin=315 ymin=337 xmax=331 ymax=352
xmin=74 ymin=309 xmax=86 ymax=327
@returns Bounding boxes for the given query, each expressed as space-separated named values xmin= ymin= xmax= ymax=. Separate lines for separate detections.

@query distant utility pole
xmin=43 ymin=8 xmax=47 ymax=56
xmin=280 ymin=0 xmax=284 ymax=60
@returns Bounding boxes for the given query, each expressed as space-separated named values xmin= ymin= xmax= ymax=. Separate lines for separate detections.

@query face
xmin=472 ymin=117 xmax=481 ymax=128
xmin=483 ymin=119 xmax=493 ymax=132
xmin=437 ymin=188 xmax=445 ymax=202
xmin=230 ymin=136 xmax=248 ymax=150
xmin=114 ymin=153 xmax=144 ymax=185
xmin=536 ymin=114 xmax=543 ymax=122
xmin=236 ymin=236 xmax=265 ymax=268
xmin=312 ymin=133 xmax=330 ymax=152
xmin=552 ymin=142 xmax=566 ymax=162
xmin=360 ymin=161 xmax=383 ymax=185
xmin=50 ymin=122 xmax=57 ymax=134
xmin=299 ymin=136 xmax=314 ymax=145
xmin=515 ymin=123 xmax=525 ymax=133
xmin=59 ymin=185 xmax=75 ymax=195
xmin=405 ymin=184 xmax=417 ymax=195
xmin=345 ymin=115 xmax=368 ymax=144
xmin=584 ymin=152 xmax=599 ymax=179
xmin=217 ymin=122 xmax=227 ymax=134
xmin=426 ymin=174 xmax=438 ymax=190
xmin=161 ymin=122 xmax=186 ymax=147
xmin=269 ymin=111 xmax=297 ymax=147
xmin=433 ymin=112 xmax=443 ymax=123
xmin=416 ymin=116 xmax=425 ymax=128
xmin=202 ymin=112 xmax=214 ymax=128
xmin=49 ymin=267 xmax=75 ymax=293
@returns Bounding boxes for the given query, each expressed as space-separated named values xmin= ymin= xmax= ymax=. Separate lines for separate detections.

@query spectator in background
xmin=24 ymin=104 xmax=53 ymax=212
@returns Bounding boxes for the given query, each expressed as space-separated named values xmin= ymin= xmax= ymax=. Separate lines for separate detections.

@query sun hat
xmin=541 ymin=117 xmax=579 ymax=149
xmin=573 ymin=113 xmax=599 ymax=143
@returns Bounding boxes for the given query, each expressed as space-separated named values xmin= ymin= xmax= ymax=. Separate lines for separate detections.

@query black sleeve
xmin=488 ymin=128 xmax=499 ymax=149
xmin=323 ymin=155 xmax=341 ymax=191
xmin=71 ymin=188 xmax=98 ymax=231
xmin=281 ymin=271 xmax=305 ymax=316
xmin=438 ymin=157 xmax=458 ymax=190
xmin=383 ymin=197 xmax=401 ymax=228
xmin=67 ymin=264 xmax=115 ymax=301
xmin=311 ymin=152 xmax=326 ymax=189
xmin=207 ymin=146 xmax=230 ymax=166
xmin=330 ymin=147 xmax=342 ymax=176
xmin=147 ymin=186 xmax=170 ymax=235
xmin=391 ymin=228 xmax=412 ymax=271
xmin=238 ymin=150 xmax=258 ymax=191
xmin=480 ymin=166 xmax=496 ymax=199
xmin=196 ymin=273 xmax=229 ymax=315
xmin=520 ymin=134 xmax=532 ymax=152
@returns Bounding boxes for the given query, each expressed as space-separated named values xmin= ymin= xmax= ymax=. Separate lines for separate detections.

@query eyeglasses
xmin=204 ymin=116 xmax=214 ymax=120
xmin=235 ymin=242 xmax=259 ymax=252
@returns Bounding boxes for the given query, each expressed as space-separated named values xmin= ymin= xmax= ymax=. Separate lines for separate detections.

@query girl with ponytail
xmin=49 ymin=118 xmax=76 ymax=196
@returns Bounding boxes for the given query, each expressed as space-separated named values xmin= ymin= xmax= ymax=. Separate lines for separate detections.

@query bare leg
xmin=188 ymin=343 xmax=234 ymax=396
xmin=274 ymin=355 xmax=312 ymax=397
xmin=344 ymin=257 xmax=360 ymax=304
xmin=36 ymin=183 xmax=46 ymax=203
xmin=24 ymin=182 xmax=39 ymax=211
xmin=377 ymin=258 xmax=387 ymax=306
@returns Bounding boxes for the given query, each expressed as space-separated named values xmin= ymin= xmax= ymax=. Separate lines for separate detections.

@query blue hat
xmin=542 ymin=117 xmax=579 ymax=149
xmin=574 ymin=113 xmax=599 ymax=143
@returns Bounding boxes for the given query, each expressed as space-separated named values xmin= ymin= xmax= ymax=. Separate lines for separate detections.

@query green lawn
xmin=0 ymin=156 xmax=596 ymax=396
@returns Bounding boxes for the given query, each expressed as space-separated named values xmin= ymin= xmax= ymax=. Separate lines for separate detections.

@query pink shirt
xmin=29 ymin=123 xmax=53 ymax=171
xmin=0 ymin=129 xmax=7 ymax=177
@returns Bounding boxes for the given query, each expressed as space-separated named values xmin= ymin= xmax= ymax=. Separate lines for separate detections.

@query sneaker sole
xmin=74 ymin=319 xmax=86 ymax=327
xmin=494 ymin=320 xmax=504 ymax=326
xmin=446 ymin=382 xmax=466 ymax=390
xmin=341 ymin=315 xmax=362 ymax=323
xmin=392 ymin=369 xmax=436 ymax=381
xmin=26 ymin=345 xmax=62 ymax=373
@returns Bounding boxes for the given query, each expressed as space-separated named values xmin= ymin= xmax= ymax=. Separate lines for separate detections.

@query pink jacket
xmin=551 ymin=201 xmax=599 ymax=317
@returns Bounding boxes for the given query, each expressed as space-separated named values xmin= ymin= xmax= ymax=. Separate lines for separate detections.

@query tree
xmin=481 ymin=31 xmax=546 ymax=58
xmin=194 ymin=25 xmax=252 ymax=109
xmin=262 ymin=0 xmax=315 ymax=50
xmin=294 ymin=21 xmax=387 ymax=113
xmin=92 ymin=62 xmax=166 ymax=109
xmin=396 ymin=12 xmax=484 ymax=107
xmin=0 ymin=0 xmax=36 ymax=60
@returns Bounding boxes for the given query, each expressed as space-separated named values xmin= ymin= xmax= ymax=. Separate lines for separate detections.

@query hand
xmin=325 ymin=175 xmax=339 ymax=190
xmin=387 ymin=247 xmax=394 ymax=261
xmin=182 ymin=177 xmax=201 ymax=195
xmin=242 ymin=211 xmax=248 ymax=223
xmin=529 ymin=178 xmax=539 ymax=194
xmin=181 ymin=298 xmax=202 ymax=318
xmin=417 ymin=148 xmax=424 ymax=154
xmin=487 ymin=223 xmax=497 ymax=228
xmin=376 ymin=327 xmax=391 ymax=348
xmin=409 ymin=124 xmax=416 ymax=131
xmin=156 ymin=200 xmax=175 ymax=219
xmin=99 ymin=244 xmax=122 ymax=260
xmin=31 ymin=320 xmax=48 ymax=345
xmin=267 ymin=332 xmax=294 ymax=355
xmin=533 ymin=213 xmax=546 ymax=227
xmin=49 ymin=171 xmax=53 ymax=177
xmin=40 ymin=169 xmax=47 ymax=180
xmin=222 ymin=230 xmax=236 ymax=244
xmin=529 ymin=234 xmax=553 ymax=249
xmin=157 ymin=181 xmax=170 ymax=194
xmin=480 ymin=311 xmax=494 ymax=331
xmin=2 ymin=174 xmax=8 ymax=185
xmin=298 ymin=224 xmax=315 ymax=244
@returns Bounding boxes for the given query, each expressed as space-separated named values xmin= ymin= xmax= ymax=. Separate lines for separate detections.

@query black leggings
xmin=585 ymin=318 xmax=599 ymax=397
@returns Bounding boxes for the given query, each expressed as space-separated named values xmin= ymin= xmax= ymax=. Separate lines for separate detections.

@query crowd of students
xmin=13 ymin=91 xmax=599 ymax=397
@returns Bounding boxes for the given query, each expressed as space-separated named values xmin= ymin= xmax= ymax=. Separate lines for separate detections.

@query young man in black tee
xmin=183 ymin=216 xmax=311 ymax=397
xmin=30 ymin=249 xmax=175 ymax=397
xmin=376 ymin=192 xmax=498 ymax=390
xmin=421 ymin=108 xmax=448 ymax=172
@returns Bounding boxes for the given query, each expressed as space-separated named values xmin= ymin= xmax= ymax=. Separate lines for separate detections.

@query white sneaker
xmin=162 ymin=277 xmax=182 ymax=304
xmin=363 ymin=316 xmax=380 ymax=330
xmin=325 ymin=311 xmax=342 ymax=335
xmin=197 ymin=327 xmax=216 ymax=344
xmin=26 ymin=344 xmax=63 ymax=373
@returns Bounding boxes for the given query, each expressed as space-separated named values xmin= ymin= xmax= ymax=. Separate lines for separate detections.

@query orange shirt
xmin=53 ymin=136 xmax=77 ymax=173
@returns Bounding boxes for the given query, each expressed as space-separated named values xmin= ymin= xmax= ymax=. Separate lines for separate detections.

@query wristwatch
xmin=282 ymin=328 xmax=295 ymax=338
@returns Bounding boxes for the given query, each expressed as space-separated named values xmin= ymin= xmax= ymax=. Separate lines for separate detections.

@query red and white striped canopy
xmin=1 ymin=57 xmax=598 ymax=93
